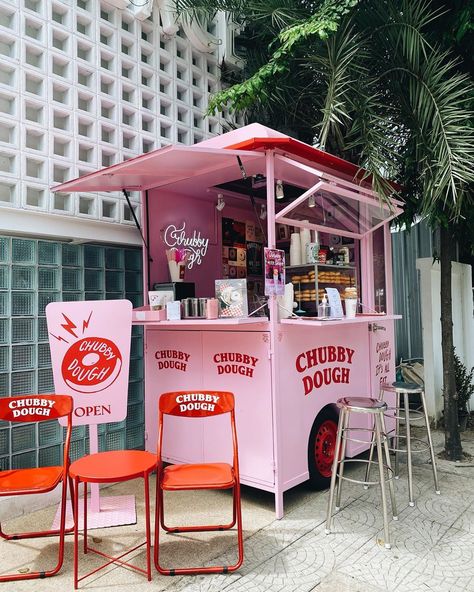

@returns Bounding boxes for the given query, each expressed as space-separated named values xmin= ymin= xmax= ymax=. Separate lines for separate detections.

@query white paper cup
xmin=168 ymin=260 xmax=186 ymax=282
xmin=345 ymin=298 xmax=357 ymax=318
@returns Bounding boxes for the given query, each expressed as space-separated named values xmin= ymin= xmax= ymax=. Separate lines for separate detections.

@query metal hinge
xmin=369 ymin=323 xmax=386 ymax=332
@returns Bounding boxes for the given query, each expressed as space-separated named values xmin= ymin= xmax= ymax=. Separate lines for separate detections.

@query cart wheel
xmin=308 ymin=408 xmax=339 ymax=489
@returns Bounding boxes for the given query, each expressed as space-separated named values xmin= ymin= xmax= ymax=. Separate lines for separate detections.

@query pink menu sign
xmin=46 ymin=300 xmax=132 ymax=426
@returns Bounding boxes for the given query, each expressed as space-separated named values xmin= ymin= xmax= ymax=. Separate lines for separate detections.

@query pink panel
xmin=276 ymin=324 xmax=371 ymax=486
xmin=144 ymin=329 xmax=204 ymax=463
xmin=368 ymin=320 xmax=397 ymax=431
xmin=146 ymin=190 xmax=257 ymax=297
xmin=46 ymin=300 xmax=132 ymax=426
xmin=201 ymin=331 xmax=274 ymax=485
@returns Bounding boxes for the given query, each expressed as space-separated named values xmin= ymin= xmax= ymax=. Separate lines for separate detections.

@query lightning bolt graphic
xmin=82 ymin=311 xmax=93 ymax=334
xmin=49 ymin=332 xmax=70 ymax=344
xmin=61 ymin=314 xmax=78 ymax=338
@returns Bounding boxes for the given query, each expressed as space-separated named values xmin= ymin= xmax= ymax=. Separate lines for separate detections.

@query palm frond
xmin=309 ymin=20 xmax=366 ymax=150
xmin=207 ymin=0 xmax=360 ymax=114
xmin=346 ymin=88 xmax=404 ymax=202
xmin=376 ymin=0 xmax=474 ymax=219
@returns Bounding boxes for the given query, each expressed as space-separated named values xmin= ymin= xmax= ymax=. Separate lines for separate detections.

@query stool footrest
xmin=336 ymin=458 xmax=394 ymax=486
xmin=384 ymin=408 xmax=424 ymax=422
xmin=341 ymin=427 xmax=388 ymax=446
xmin=385 ymin=434 xmax=431 ymax=454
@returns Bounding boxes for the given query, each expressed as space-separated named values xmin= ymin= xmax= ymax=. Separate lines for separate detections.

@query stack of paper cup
xmin=345 ymin=299 xmax=357 ymax=318
xmin=300 ymin=223 xmax=311 ymax=264
xmin=290 ymin=233 xmax=301 ymax=266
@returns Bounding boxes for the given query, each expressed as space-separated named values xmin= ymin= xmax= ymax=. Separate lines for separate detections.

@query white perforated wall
xmin=0 ymin=0 xmax=236 ymax=243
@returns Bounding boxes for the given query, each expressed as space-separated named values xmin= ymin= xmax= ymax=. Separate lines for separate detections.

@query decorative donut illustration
xmin=61 ymin=337 xmax=122 ymax=393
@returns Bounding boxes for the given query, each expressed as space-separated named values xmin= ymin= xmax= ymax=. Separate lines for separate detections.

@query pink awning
xmin=51 ymin=145 xmax=263 ymax=193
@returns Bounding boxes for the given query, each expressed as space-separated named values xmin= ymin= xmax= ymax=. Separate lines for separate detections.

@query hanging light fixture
xmin=260 ymin=204 xmax=267 ymax=219
xmin=276 ymin=179 xmax=284 ymax=199
xmin=308 ymin=195 xmax=316 ymax=208
xmin=216 ymin=193 xmax=226 ymax=212
xmin=252 ymin=174 xmax=266 ymax=189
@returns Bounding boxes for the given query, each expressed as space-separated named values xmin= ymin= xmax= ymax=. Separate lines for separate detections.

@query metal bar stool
xmin=365 ymin=382 xmax=440 ymax=506
xmin=325 ymin=397 xmax=397 ymax=549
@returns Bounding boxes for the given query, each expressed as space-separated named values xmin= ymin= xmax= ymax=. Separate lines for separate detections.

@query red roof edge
xmin=225 ymin=137 xmax=401 ymax=192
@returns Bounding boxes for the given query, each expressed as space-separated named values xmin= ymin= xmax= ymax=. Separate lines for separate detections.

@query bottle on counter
xmin=317 ymin=294 xmax=330 ymax=318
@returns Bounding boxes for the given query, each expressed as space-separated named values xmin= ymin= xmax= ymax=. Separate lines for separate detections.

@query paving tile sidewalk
xmin=1 ymin=428 xmax=473 ymax=592
xmin=165 ymin=429 xmax=474 ymax=592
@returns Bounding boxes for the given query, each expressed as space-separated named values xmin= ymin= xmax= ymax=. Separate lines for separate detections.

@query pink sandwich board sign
xmin=46 ymin=300 xmax=134 ymax=525
xmin=46 ymin=300 xmax=132 ymax=425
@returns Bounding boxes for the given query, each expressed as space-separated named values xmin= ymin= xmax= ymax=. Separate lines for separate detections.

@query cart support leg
xmin=274 ymin=491 xmax=284 ymax=520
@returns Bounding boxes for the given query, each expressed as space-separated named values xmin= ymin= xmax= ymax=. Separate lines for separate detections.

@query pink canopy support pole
xmin=384 ymin=223 xmax=394 ymax=315
xmin=266 ymin=150 xmax=284 ymax=519
xmin=88 ymin=424 xmax=100 ymax=512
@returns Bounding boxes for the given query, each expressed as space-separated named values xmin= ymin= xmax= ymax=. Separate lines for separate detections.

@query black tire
xmin=307 ymin=407 xmax=339 ymax=489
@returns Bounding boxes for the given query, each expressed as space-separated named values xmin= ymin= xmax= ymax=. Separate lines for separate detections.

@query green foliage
xmin=175 ymin=0 xmax=310 ymax=33
xmin=183 ymin=0 xmax=473 ymax=227
xmin=453 ymin=349 xmax=474 ymax=413
xmin=371 ymin=1 xmax=474 ymax=220
xmin=182 ymin=0 xmax=474 ymax=457
xmin=205 ymin=0 xmax=360 ymax=113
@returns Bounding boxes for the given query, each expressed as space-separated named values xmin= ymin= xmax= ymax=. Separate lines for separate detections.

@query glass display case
xmin=286 ymin=263 xmax=357 ymax=316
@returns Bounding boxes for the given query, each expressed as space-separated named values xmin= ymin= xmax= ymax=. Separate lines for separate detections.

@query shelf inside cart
xmin=280 ymin=315 xmax=401 ymax=327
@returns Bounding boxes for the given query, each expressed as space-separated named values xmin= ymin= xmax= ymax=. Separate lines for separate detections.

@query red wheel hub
xmin=314 ymin=419 xmax=337 ymax=478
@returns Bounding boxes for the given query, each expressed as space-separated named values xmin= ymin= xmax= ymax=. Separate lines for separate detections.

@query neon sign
xmin=163 ymin=222 xmax=210 ymax=269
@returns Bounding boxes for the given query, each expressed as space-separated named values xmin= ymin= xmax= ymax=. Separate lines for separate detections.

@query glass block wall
xmin=0 ymin=235 xmax=144 ymax=470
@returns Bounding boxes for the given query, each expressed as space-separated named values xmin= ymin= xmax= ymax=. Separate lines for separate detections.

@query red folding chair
xmin=154 ymin=390 xmax=244 ymax=575
xmin=0 ymin=394 xmax=74 ymax=582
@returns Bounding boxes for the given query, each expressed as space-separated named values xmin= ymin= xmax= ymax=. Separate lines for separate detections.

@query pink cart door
xmin=277 ymin=323 xmax=371 ymax=482
xmin=368 ymin=320 xmax=397 ymax=428
xmin=144 ymin=329 xmax=204 ymax=463
xmin=368 ymin=320 xmax=396 ymax=391
xmin=202 ymin=331 xmax=274 ymax=486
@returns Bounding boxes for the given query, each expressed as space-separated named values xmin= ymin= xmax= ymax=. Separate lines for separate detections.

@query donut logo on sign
xmin=61 ymin=337 xmax=122 ymax=393
xmin=50 ymin=311 xmax=123 ymax=394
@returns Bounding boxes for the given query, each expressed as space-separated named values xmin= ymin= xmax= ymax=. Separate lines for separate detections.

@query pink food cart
xmin=54 ymin=123 xmax=403 ymax=517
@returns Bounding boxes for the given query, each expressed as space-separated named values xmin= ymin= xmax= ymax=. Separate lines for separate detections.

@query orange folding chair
xmin=0 ymin=394 xmax=74 ymax=582
xmin=154 ymin=390 xmax=244 ymax=575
